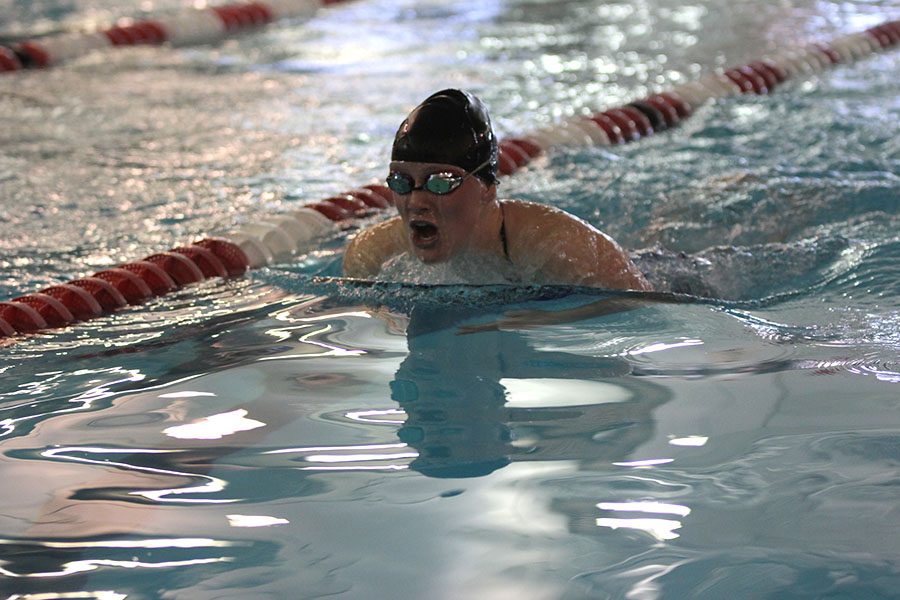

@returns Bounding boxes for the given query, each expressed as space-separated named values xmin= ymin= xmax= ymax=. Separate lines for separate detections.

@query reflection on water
xmin=393 ymin=305 xmax=670 ymax=478
xmin=0 ymin=294 xmax=673 ymax=596
xmin=1 ymin=285 xmax=899 ymax=597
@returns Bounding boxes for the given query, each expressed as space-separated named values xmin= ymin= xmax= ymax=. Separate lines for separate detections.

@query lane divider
xmin=0 ymin=0 xmax=356 ymax=72
xmin=0 ymin=184 xmax=393 ymax=338
xmin=1 ymin=20 xmax=897 ymax=339
xmin=496 ymin=21 xmax=897 ymax=159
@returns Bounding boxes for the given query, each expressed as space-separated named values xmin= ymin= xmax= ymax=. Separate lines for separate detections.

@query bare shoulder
xmin=502 ymin=199 xmax=609 ymax=255
xmin=343 ymin=216 xmax=406 ymax=278
xmin=503 ymin=199 xmax=597 ymax=234
xmin=501 ymin=199 xmax=650 ymax=290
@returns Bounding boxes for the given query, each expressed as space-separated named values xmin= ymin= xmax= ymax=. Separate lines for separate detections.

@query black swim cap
xmin=391 ymin=89 xmax=499 ymax=184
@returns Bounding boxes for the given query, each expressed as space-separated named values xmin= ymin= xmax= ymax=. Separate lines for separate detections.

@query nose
xmin=405 ymin=189 xmax=434 ymax=214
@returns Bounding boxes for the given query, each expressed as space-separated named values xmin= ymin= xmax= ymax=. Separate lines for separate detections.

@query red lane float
xmin=192 ymin=238 xmax=252 ymax=276
xmin=93 ymin=269 xmax=154 ymax=303
xmin=587 ymin=114 xmax=626 ymax=144
xmin=347 ymin=188 xmax=391 ymax=209
xmin=0 ymin=317 xmax=16 ymax=337
xmin=868 ymin=23 xmax=899 ymax=48
xmin=621 ymin=105 xmax=656 ymax=135
xmin=104 ymin=21 xmax=168 ymax=46
xmin=144 ymin=252 xmax=205 ymax=286
xmin=211 ymin=3 xmax=276 ymax=31
xmin=322 ymin=195 xmax=369 ymax=217
xmin=504 ymin=138 xmax=542 ymax=159
xmin=2 ymin=20 xmax=899 ymax=340
xmin=603 ymin=109 xmax=641 ymax=141
xmin=172 ymin=245 xmax=230 ymax=279
xmin=68 ymin=278 xmax=132 ymax=312
xmin=1 ymin=0 xmax=357 ymax=72
xmin=42 ymin=284 xmax=104 ymax=320
xmin=0 ymin=301 xmax=49 ymax=332
xmin=658 ymin=92 xmax=692 ymax=118
xmin=310 ymin=201 xmax=352 ymax=221
xmin=641 ymin=96 xmax=679 ymax=129
xmin=627 ymin=102 xmax=665 ymax=132
xmin=0 ymin=47 xmax=22 ymax=71
xmin=497 ymin=151 xmax=518 ymax=176
xmin=9 ymin=294 xmax=74 ymax=329
xmin=0 ymin=237 xmax=250 ymax=339
xmin=120 ymin=261 xmax=177 ymax=295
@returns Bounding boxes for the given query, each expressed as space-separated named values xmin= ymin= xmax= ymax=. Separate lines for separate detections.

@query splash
xmin=633 ymin=235 xmax=852 ymax=300
xmin=266 ymin=234 xmax=853 ymax=308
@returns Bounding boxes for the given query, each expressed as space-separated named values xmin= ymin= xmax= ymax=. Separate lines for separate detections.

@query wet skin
xmin=388 ymin=160 xmax=503 ymax=264
xmin=343 ymin=160 xmax=650 ymax=291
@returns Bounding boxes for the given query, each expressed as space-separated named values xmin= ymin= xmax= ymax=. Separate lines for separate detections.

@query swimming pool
xmin=1 ymin=0 xmax=899 ymax=597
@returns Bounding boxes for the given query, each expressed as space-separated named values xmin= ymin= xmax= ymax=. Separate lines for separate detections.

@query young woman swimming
xmin=343 ymin=89 xmax=650 ymax=291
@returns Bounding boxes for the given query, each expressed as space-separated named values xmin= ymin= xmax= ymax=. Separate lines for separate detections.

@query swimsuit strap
xmin=499 ymin=202 xmax=510 ymax=262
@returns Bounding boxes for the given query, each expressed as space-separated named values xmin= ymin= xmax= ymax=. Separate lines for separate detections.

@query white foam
xmin=377 ymin=252 xmax=537 ymax=286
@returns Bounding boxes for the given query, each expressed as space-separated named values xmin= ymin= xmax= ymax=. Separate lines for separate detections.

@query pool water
xmin=1 ymin=0 xmax=899 ymax=598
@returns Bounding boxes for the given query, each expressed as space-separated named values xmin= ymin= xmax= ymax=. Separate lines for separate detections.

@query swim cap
xmin=391 ymin=89 xmax=499 ymax=184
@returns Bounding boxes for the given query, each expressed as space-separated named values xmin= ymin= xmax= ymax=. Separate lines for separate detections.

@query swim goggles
xmin=386 ymin=157 xmax=492 ymax=196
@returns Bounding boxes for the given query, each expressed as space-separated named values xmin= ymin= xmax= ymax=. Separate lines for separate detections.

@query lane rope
xmin=0 ymin=0 xmax=355 ymax=71
xmin=1 ymin=20 xmax=897 ymax=339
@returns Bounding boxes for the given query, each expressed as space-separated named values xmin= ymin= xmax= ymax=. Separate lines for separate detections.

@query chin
xmin=412 ymin=245 xmax=452 ymax=264
xmin=414 ymin=251 xmax=447 ymax=265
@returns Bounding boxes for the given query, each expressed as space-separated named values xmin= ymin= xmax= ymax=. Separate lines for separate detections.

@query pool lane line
xmin=497 ymin=21 xmax=899 ymax=158
xmin=0 ymin=0 xmax=356 ymax=72
xmin=0 ymin=184 xmax=396 ymax=340
xmin=0 ymin=20 xmax=898 ymax=339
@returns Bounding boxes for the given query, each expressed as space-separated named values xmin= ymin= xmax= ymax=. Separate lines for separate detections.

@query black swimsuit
xmin=499 ymin=202 xmax=511 ymax=262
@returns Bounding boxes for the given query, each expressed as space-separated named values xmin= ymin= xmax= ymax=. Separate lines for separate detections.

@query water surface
xmin=1 ymin=0 xmax=899 ymax=598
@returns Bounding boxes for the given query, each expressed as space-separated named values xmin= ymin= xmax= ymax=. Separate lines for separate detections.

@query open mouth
xmin=409 ymin=219 xmax=439 ymax=247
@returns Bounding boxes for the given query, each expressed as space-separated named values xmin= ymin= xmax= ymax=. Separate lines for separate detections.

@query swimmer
xmin=343 ymin=89 xmax=651 ymax=292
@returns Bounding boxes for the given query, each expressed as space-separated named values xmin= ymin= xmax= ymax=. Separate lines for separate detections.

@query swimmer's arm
xmin=457 ymin=291 xmax=695 ymax=334
xmin=343 ymin=216 xmax=407 ymax=278
xmin=457 ymin=297 xmax=644 ymax=334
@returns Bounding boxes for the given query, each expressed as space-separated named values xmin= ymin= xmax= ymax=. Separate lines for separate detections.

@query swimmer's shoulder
xmin=500 ymin=198 xmax=595 ymax=270
xmin=501 ymin=199 xmax=602 ymax=252
xmin=343 ymin=216 xmax=406 ymax=278
xmin=500 ymin=199 xmax=650 ymax=290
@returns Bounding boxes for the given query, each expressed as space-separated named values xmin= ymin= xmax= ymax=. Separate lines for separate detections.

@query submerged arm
xmin=457 ymin=291 xmax=694 ymax=334
xmin=457 ymin=296 xmax=643 ymax=334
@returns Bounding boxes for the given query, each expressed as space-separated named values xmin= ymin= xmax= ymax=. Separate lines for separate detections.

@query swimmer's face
xmin=389 ymin=161 xmax=493 ymax=264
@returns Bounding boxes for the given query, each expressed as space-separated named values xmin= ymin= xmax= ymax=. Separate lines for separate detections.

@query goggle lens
xmin=386 ymin=172 xmax=414 ymax=194
xmin=425 ymin=176 xmax=457 ymax=195
xmin=385 ymin=171 xmax=464 ymax=196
